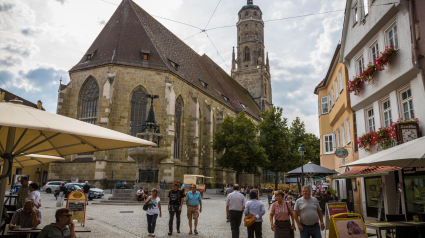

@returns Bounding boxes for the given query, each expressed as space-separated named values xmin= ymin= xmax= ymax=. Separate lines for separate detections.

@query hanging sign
xmin=335 ymin=149 xmax=349 ymax=158
xmin=66 ymin=191 xmax=87 ymax=226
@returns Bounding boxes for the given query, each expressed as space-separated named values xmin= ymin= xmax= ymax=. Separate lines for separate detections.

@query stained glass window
xmin=174 ymin=96 xmax=183 ymax=160
xmin=130 ymin=87 xmax=148 ymax=136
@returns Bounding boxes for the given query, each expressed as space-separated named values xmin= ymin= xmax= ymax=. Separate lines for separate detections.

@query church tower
xmin=232 ymin=0 xmax=272 ymax=111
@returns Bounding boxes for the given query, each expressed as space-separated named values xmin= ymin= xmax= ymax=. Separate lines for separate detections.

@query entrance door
xmin=365 ymin=177 xmax=385 ymax=218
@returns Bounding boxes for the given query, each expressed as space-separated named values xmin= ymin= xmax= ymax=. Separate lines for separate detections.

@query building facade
xmin=315 ymin=45 xmax=361 ymax=214
xmin=50 ymin=0 xmax=272 ymax=189
xmin=339 ymin=0 xmax=425 ymax=219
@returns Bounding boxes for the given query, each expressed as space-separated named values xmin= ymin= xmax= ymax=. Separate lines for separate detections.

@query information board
xmin=66 ymin=191 xmax=87 ymax=226
xmin=329 ymin=213 xmax=367 ymax=238
xmin=325 ymin=202 xmax=348 ymax=230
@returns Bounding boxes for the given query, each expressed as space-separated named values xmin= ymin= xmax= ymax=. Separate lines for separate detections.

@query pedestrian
xmin=145 ymin=188 xmax=161 ymax=237
xmin=83 ymin=181 xmax=90 ymax=205
xmin=245 ymin=191 xmax=265 ymax=238
xmin=26 ymin=183 xmax=41 ymax=209
xmin=294 ymin=185 xmax=324 ymax=238
xmin=57 ymin=183 xmax=66 ymax=206
xmin=246 ymin=186 xmax=251 ymax=199
xmin=226 ymin=184 xmax=245 ymax=238
xmin=168 ymin=182 xmax=184 ymax=236
xmin=16 ymin=176 xmax=30 ymax=210
xmin=270 ymin=190 xmax=295 ymax=238
xmin=225 ymin=183 xmax=234 ymax=222
xmin=38 ymin=208 xmax=76 ymax=238
xmin=186 ymin=183 xmax=202 ymax=235
xmin=9 ymin=200 xmax=41 ymax=230
xmin=136 ymin=186 xmax=144 ymax=200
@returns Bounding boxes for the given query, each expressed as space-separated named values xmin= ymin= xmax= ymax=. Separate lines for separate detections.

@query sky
xmin=0 ymin=0 xmax=346 ymax=135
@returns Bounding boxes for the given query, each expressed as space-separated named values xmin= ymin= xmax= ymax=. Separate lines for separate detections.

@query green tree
xmin=212 ymin=112 xmax=267 ymax=185
xmin=288 ymin=117 xmax=307 ymax=172
xmin=304 ymin=133 xmax=320 ymax=165
xmin=258 ymin=106 xmax=290 ymax=189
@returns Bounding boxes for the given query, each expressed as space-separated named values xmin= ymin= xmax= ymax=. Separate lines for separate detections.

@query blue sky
xmin=0 ymin=0 xmax=346 ymax=135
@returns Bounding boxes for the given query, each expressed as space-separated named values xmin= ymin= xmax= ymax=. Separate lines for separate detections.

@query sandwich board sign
xmin=66 ymin=191 xmax=87 ymax=226
xmin=329 ymin=213 xmax=367 ymax=238
xmin=325 ymin=202 xmax=348 ymax=230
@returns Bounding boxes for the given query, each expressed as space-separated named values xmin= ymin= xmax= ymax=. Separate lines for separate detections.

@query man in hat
xmin=168 ymin=182 xmax=184 ymax=236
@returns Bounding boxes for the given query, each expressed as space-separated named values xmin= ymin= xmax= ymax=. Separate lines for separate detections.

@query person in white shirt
xmin=136 ymin=187 xmax=144 ymax=200
xmin=226 ymin=184 xmax=246 ymax=238
xmin=26 ymin=183 xmax=41 ymax=209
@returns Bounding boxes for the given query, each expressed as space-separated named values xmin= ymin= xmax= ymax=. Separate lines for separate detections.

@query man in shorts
xmin=186 ymin=184 xmax=202 ymax=235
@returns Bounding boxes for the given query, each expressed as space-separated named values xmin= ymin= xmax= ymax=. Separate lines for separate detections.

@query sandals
xmin=188 ymin=231 xmax=192 ymax=235
xmin=194 ymin=230 xmax=198 ymax=235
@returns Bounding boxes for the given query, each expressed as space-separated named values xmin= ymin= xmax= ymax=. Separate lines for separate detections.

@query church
xmin=51 ymin=0 xmax=273 ymax=189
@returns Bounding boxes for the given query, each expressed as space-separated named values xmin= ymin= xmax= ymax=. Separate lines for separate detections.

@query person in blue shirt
xmin=185 ymin=184 xmax=202 ymax=235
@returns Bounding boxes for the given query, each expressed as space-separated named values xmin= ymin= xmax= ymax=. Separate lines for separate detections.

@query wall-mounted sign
xmin=335 ymin=149 xmax=349 ymax=158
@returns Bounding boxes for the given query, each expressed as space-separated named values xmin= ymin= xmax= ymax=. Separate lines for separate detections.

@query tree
xmin=288 ymin=117 xmax=307 ymax=171
xmin=304 ymin=133 xmax=320 ymax=165
xmin=212 ymin=112 xmax=267 ymax=185
xmin=258 ymin=106 xmax=290 ymax=190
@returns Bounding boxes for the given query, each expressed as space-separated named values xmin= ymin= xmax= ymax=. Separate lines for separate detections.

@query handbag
xmin=143 ymin=196 xmax=150 ymax=211
xmin=285 ymin=201 xmax=295 ymax=238
xmin=244 ymin=214 xmax=256 ymax=227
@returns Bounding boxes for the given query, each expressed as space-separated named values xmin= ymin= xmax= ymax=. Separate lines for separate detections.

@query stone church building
xmin=50 ymin=0 xmax=272 ymax=188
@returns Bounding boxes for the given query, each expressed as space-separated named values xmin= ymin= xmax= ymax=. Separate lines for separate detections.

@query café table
xmin=365 ymin=221 xmax=425 ymax=238
xmin=8 ymin=226 xmax=91 ymax=238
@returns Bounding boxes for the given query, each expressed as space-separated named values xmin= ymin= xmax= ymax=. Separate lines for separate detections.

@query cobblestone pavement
xmin=9 ymin=190 xmax=380 ymax=238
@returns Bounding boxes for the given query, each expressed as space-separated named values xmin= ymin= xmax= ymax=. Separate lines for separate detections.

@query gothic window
xmin=245 ymin=24 xmax=248 ymax=28
xmin=254 ymin=11 xmax=257 ymax=16
xmin=245 ymin=11 xmax=248 ymax=16
xmin=255 ymin=34 xmax=258 ymax=40
xmin=174 ymin=96 xmax=183 ymax=160
xmin=130 ymin=87 xmax=148 ymax=136
xmin=244 ymin=47 xmax=250 ymax=62
xmin=80 ymin=77 xmax=99 ymax=125
xmin=198 ymin=107 xmax=202 ymax=165
xmin=245 ymin=34 xmax=248 ymax=40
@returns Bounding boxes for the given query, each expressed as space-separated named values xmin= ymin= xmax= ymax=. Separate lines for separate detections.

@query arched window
xmin=174 ymin=96 xmax=183 ymax=160
xmin=80 ymin=77 xmax=99 ymax=125
xmin=254 ymin=11 xmax=257 ymax=16
xmin=245 ymin=34 xmax=248 ymax=40
xmin=198 ymin=107 xmax=202 ymax=165
xmin=255 ymin=34 xmax=258 ymax=40
xmin=245 ymin=11 xmax=248 ymax=16
xmin=130 ymin=87 xmax=148 ymax=136
xmin=244 ymin=47 xmax=250 ymax=62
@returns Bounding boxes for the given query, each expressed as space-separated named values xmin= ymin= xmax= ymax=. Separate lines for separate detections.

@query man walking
xmin=225 ymin=183 xmax=234 ymax=222
xmin=168 ymin=182 xmax=184 ymax=236
xmin=294 ymin=185 xmax=325 ymax=238
xmin=226 ymin=184 xmax=246 ymax=238
xmin=83 ymin=181 xmax=90 ymax=206
xmin=16 ymin=176 xmax=30 ymax=210
xmin=186 ymin=184 xmax=202 ymax=235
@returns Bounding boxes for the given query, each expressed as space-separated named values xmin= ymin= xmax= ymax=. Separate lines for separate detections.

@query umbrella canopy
xmin=344 ymin=136 xmax=425 ymax=168
xmin=0 ymin=102 xmax=157 ymax=158
xmin=286 ymin=162 xmax=338 ymax=177
xmin=0 ymin=154 xmax=64 ymax=168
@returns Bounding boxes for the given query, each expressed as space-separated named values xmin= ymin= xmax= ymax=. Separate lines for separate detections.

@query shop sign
xmin=403 ymin=167 xmax=425 ymax=175
xmin=66 ymin=191 xmax=87 ymax=226
xmin=335 ymin=149 xmax=349 ymax=158
xmin=325 ymin=202 xmax=348 ymax=230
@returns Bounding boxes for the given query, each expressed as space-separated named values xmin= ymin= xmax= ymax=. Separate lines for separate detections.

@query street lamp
xmin=298 ymin=144 xmax=306 ymax=186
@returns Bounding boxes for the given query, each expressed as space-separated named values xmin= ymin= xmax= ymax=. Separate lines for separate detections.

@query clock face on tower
xmin=402 ymin=129 xmax=418 ymax=143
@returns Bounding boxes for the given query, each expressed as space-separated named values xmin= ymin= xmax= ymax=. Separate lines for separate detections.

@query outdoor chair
xmin=386 ymin=226 xmax=419 ymax=238
xmin=386 ymin=214 xmax=406 ymax=222
xmin=3 ymin=205 xmax=16 ymax=212
xmin=417 ymin=226 xmax=425 ymax=238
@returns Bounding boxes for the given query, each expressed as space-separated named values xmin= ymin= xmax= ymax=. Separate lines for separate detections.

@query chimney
xmin=0 ymin=90 xmax=5 ymax=102
xmin=37 ymin=100 xmax=43 ymax=110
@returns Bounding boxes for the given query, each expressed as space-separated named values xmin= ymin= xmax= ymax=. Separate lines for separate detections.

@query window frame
xmin=336 ymin=129 xmax=341 ymax=148
xmin=321 ymin=96 xmax=328 ymax=114
xmin=339 ymin=69 xmax=343 ymax=93
xmin=399 ymin=88 xmax=414 ymax=120
xmin=362 ymin=0 xmax=369 ymax=18
xmin=331 ymin=86 xmax=335 ymax=107
xmin=381 ymin=99 xmax=392 ymax=127
xmin=366 ymin=107 xmax=376 ymax=132
xmin=386 ymin=23 xmax=399 ymax=49
xmin=346 ymin=118 xmax=352 ymax=144
xmin=328 ymin=93 xmax=332 ymax=112
xmin=356 ymin=55 xmax=365 ymax=75
xmin=370 ymin=41 xmax=379 ymax=62
xmin=341 ymin=123 xmax=346 ymax=147
xmin=334 ymin=78 xmax=339 ymax=100
xmin=323 ymin=133 xmax=335 ymax=154
xmin=352 ymin=3 xmax=358 ymax=26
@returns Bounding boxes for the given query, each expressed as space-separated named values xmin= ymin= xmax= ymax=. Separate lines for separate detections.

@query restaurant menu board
xmin=325 ymin=202 xmax=348 ymax=230
xmin=334 ymin=219 xmax=367 ymax=238
xmin=66 ymin=191 xmax=87 ymax=226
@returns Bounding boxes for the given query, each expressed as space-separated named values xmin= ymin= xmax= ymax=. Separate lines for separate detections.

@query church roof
xmin=238 ymin=1 xmax=262 ymax=15
xmin=70 ymin=0 xmax=262 ymax=120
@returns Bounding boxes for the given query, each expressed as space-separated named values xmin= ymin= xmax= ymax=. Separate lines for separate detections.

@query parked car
xmin=43 ymin=181 xmax=68 ymax=193
xmin=75 ymin=183 xmax=104 ymax=198
xmin=54 ymin=184 xmax=95 ymax=200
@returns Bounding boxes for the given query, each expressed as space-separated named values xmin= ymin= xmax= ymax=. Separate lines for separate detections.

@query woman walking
xmin=270 ymin=190 xmax=295 ymax=238
xmin=245 ymin=191 xmax=266 ymax=238
xmin=145 ymin=188 xmax=161 ymax=237
xmin=57 ymin=182 xmax=66 ymax=206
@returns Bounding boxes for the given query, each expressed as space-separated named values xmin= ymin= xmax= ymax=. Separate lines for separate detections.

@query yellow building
xmin=0 ymin=88 xmax=49 ymax=190
xmin=314 ymin=45 xmax=361 ymax=214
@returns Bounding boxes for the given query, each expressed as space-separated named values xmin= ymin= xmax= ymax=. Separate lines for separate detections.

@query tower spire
xmin=248 ymin=0 xmax=253 ymax=5
xmin=266 ymin=52 xmax=270 ymax=73
xmin=232 ymin=46 xmax=236 ymax=70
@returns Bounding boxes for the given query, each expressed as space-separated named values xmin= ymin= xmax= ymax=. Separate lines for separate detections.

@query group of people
xmin=142 ymin=182 xmax=202 ymax=237
xmin=225 ymin=184 xmax=325 ymax=238
xmin=116 ymin=180 xmax=128 ymax=189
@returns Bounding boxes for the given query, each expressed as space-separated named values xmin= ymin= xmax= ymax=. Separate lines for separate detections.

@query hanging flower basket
xmin=362 ymin=63 xmax=376 ymax=85
xmin=356 ymin=131 xmax=378 ymax=152
xmin=375 ymin=46 xmax=398 ymax=71
xmin=376 ymin=126 xmax=397 ymax=150
xmin=347 ymin=76 xmax=364 ymax=95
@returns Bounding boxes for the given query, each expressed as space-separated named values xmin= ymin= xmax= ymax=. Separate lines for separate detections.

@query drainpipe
xmin=408 ymin=0 xmax=425 ymax=91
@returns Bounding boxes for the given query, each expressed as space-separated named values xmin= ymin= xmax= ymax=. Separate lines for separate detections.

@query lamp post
xmin=298 ymin=144 xmax=306 ymax=186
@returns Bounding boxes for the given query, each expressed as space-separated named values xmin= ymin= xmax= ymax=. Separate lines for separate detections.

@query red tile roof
xmin=70 ymin=0 xmax=262 ymax=120
xmin=338 ymin=166 xmax=401 ymax=177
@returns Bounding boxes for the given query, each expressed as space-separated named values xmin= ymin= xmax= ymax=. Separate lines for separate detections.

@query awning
xmin=332 ymin=166 xmax=401 ymax=179
xmin=344 ymin=136 xmax=425 ymax=168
